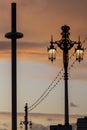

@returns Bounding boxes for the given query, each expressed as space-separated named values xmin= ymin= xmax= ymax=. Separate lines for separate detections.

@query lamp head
xmin=75 ymin=37 xmax=84 ymax=62
xmin=47 ymin=35 xmax=56 ymax=62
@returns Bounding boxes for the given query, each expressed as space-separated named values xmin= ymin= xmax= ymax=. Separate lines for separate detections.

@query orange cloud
xmin=0 ymin=112 xmax=85 ymax=128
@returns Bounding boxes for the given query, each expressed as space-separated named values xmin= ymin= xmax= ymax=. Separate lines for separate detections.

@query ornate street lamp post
xmin=20 ymin=103 xmax=32 ymax=130
xmin=48 ymin=25 xmax=84 ymax=126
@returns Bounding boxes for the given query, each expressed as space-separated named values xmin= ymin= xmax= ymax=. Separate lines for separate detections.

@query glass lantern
xmin=47 ymin=35 xmax=56 ymax=62
xmin=75 ymin=45 xmax=84 ymax=62
xmin=48 ymin=44 xmax=56 ymax=62
xmin=48 ymin=48 xmax=56 ymax=62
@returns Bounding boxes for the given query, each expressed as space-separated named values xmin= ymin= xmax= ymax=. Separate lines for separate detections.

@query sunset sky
xmin=0 ymin=0 xmax=87 ymax=123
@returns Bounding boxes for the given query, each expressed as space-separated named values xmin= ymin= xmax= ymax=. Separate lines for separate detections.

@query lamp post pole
xmin=58 ymin=25 xmax=74 ymax=125
xmin=48 ymin=25 xmax=84 ymax=126
xmin=62 ymin=26 xmax=72 ymax=125
xmin=25 ymin=103 xmax=28 ymax=130
xmin=63 ymin=47 xmax=69 ymax=125
xmin=5 ymin=3 xmax=23 ymax=130
xmin=20 ymin=103 xmax=32 ymax=130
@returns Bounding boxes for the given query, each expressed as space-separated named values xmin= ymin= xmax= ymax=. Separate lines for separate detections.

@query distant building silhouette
xmin=77 ymin=117 xmax=87 ymax=130
xmin=50 ymin=124 xmax=72 ymax=130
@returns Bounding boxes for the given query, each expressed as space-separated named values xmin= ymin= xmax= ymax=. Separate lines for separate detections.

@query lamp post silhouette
xmin=20 ymin=103 xmax=32 ymax=130
xmin=48 ymin=25 xmax=84 ymax=126
xmin=5 ymin=3 xmax=23 ymax=130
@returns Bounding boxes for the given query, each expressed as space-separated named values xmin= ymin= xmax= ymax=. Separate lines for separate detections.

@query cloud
xmin=70 ymin=102 xmax=78 ymax=108
xmin=0 ymin=40 xmax=48 ymax=51
xmin=69 ymin=60 xmax=87 ymax=81
xmin=47 ymin=118 xmax=53 ymax=121
xmin=9 ymin=0 xmax=87 ymax=43
xmin=1 ymin=0 xmax=87 ymax=46
xmin=0 ymin=112 xmax=84 ymax=129
xmin=0 ymin=0 xmax=87 ymax=43
xmin=0 ymin=41 xmax=11 ymax=50
xmin=0 ymin=40 xmax=48 ymax=61
xmin=0 ymin=1 xmax=87 ymax=65
xmin=2 ymin=123 xmax=8 ymax=128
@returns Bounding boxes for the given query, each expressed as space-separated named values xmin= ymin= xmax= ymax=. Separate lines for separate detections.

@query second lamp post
xmin=48 ymin=25 xmax=84 ymax=126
